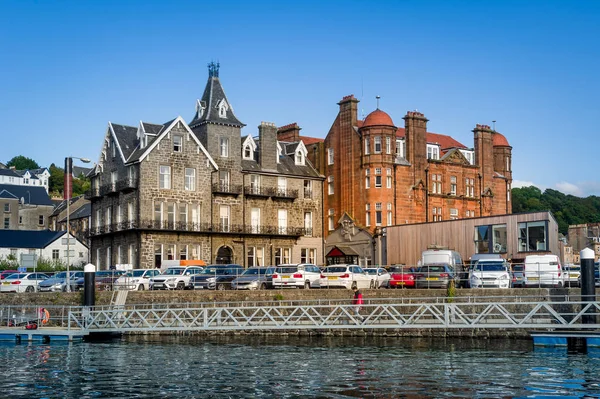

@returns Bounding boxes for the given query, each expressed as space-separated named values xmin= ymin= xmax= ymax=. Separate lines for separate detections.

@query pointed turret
xmin=190 ymin=62 xmax=245 ymax=128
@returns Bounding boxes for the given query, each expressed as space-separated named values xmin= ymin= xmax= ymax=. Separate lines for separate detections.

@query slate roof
xmin=59 ymin=202 xmax=91 ymax=223
xmin=189 ymin=76 xmax=244 ymax=128
xmin=51 ymin=195 xmax=84 ymax=217
xmin=72 ymin=166 xmax=92 ymax=178
xmin=142 ymin=122 xmax=164 ymax=135
xmin=123 ymin=119 xmax=174 ymax=163
xmin=0 ymin=230 xmax=67 ymax=249
xmin=110 ymin=123 xmax=139 ymax=161
xmin=0 ymin=184 xmax=53 ymax=206
xmin=0 ymin=169 xmax=20 ymax=178
xmin=241 ymin=148 xmax=321 ymax=178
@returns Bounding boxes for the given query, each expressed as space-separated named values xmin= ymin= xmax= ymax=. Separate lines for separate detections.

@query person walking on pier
xmin=352 ymin=286 xmax=364 ymax=321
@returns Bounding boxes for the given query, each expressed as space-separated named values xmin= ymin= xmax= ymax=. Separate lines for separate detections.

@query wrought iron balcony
xmin=100 ymin=183 xmax=119 ymax=196
xmin=270 ymin=188 xmax=298 ymax=200
xmin=212 ymin=183 xmax=243 ymax=196
xmin=84 ymin=186 xmax=101 ymax=200
xmin=244 ymin=186 xmax=271 ymax=197
xmin=117 ymin=177 xmax=138 ymax=192
xmin=88 ymin=219 xmax=306 ymax=237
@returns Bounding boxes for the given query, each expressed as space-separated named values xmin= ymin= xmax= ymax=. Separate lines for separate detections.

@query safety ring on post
xmin=39 ymin=308 xmax=50 ymax=325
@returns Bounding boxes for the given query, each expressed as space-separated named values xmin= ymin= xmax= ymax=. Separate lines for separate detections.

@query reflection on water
xmin=0 ymin=336 xmax=599 ymax=398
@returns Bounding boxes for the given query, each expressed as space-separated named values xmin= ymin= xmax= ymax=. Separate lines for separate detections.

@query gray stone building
xmin=0 ymin=184 xmax=54 ymax=231
xmin=87 ymin=63 xmax=324 ymax=269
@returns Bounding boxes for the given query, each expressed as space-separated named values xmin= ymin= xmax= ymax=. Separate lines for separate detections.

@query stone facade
xmin=88 ymin=66 xmax=324 ymax=269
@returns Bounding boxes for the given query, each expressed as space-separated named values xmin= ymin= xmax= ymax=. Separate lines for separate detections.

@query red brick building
xmin=279 ymin=95 xmax=513 ymax=245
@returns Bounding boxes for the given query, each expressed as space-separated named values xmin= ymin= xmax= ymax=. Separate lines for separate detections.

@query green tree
xmin=6 ymin=155 xmax=40 ymax=170
xmin=48 ymin=163 xmax=64 ymax=196
xmin=512 ymin=186 xmax=600 ymax=235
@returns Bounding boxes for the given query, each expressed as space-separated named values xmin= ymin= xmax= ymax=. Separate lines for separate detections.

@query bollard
xmin=83 ymin=263 xmax=96 ymax=307
xmin=580 ymin=248 xmax=596 ymax=325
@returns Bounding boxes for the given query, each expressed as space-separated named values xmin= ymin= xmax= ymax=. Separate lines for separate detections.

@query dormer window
xmin=217 ymin=99 xmax=229 ymax=119
xmin=244 ymin=145 xmax=252 ymax=159
xmin=295 ymin=151 xmax=304 ymax=165
xmin=173 ymin=135 xmax=183 ymax=153
xmin=427 ymin=144 xmax=440 ymax=160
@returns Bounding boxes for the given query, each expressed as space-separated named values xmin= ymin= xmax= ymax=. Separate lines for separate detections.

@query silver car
xmin=38 ymin=271 xmax=84 ymax=292
xmin=231 ymin=267 xmax=276 ymax=290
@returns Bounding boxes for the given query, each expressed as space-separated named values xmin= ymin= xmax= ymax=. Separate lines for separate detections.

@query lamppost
xmin=65 ymin=156 xmax=91 ymax=292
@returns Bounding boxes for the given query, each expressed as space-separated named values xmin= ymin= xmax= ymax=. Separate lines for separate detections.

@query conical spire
xmin=190 ymin=62 xmax=244 ymax=128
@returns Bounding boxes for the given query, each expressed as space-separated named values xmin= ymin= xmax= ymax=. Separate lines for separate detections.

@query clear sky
xmin=1 ymin=0 xmax=599 ymax=196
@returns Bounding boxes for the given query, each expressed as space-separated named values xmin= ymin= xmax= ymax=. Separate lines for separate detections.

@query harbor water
xmin=1 ymin=335 xmax=599 ymax=398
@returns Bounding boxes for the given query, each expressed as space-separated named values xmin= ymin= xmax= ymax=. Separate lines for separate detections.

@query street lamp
xmin=65 ymin=156 xmax=91 ymax=292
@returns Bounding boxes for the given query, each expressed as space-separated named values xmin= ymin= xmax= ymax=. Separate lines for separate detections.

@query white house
xmin=0 ymin=168 xmax=50 ymax=193
xmin=0 ymin=230 xmax=88 ymax=267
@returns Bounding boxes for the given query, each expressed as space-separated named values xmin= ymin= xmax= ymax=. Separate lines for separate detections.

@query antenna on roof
xmin=492 ymin=120 xmax=496 ymax=131
xmin=361 ymin=77 xmax=365 ymax=119
xmin=376 ymin=95 xmax=381 ymax=109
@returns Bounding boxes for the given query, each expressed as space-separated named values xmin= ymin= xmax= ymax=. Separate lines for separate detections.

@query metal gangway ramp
xmin=67 ymin=297 xmax=600 ymax=333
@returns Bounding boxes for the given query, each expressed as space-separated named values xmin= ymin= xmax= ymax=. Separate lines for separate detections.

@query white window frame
xmin=173 ymin=135 xmax=183 ymax=152
xmin=364 ymin=138 xmax=370 ymax=155
xmin=304 ymin=212 xmax=313 ymax=237
xmin=328 ymin=175 xmax=334 ymax=195
xmin=219 ymin=137 xmax=229 ymax=157
xmin=159 ymin=165 xmax=171 ymax=189
xmin=327 ymin=148 xmax=334 ymax=165
xmin=185 ymin=168 xmax=196 ymax=191
xmin=220 ymin=205 xmax=230 ymax=232
xmin=278 ymin=209 xmax=288 ymax=235
xmin=386 ymin=137 xmax=391 ymax=154
xmin=374 ymin=136 xmax=382 ymax=153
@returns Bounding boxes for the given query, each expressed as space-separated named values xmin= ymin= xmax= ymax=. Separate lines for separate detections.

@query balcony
xmin=270 ymin=188 xmax=298 ymax=200
xmin=212 ymin=183 xmax=242 ymax=196
xmin=117 ymin=177 xmax=138 ymax=192
xmin=100 ymin=183 xmax=119 ymax=196
xmin=84 ymin=186 xmax=101 ymax=200
xmin=244 ymin=186 xmax=271 ymax=198
xmin=87 ymin=219 xmax=306 ymax=237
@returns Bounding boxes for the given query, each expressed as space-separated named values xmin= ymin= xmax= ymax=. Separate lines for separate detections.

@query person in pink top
xmin=352 ymin=286 xmax=364 ymax=321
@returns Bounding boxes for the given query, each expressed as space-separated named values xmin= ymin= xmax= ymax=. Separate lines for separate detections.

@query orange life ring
xmin=39 ymin=308 xmax=50 ymax=324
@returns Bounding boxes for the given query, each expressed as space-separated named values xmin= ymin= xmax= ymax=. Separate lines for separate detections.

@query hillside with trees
xmin=511 ymin=186 xmax=600 ymax=235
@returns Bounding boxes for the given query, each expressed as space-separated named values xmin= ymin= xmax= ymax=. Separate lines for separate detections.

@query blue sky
xmin=1 ymin=0 xmax=599 ymax=196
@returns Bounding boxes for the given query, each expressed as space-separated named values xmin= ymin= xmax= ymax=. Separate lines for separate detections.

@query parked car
xmin=562 ymin=264 xmax=581 ymax=288
xmin=231 ymin=266 xmax=276 ymax=290
xmin=114 ymin=269 xmax=161 ymax=291
xmin=462 ymin=254 xmax=502 ymax=288
xmin=414 ymin=264 xmax=459 ymax=289
xmin=271 ymin=263 xmax=321 ymax=289
xmin=189 ymin=264 xmax=244 ymax=290
xmin=524 ymin=254 xmax=563 ymax=288
xmin=363 ymin=267 xmax=390 ymax=288
xmin=0 ymin=270 xmax=19 ymax=280
xmin=388 ymin=266 xmax=416 ymax=288
xmin=469 ymin=259 xmax=511 ymax=289
xmin=318 ymin=264 xmax=374 ymax=289
xmin=150 ymin=266 xmax=204 ymax=290
xmin=38 ymin=271 xmax=84 ymax=292
xmin=512 ymin=264 xmax=525 ymax=288
xmin=0 ymin=272 xmax=50 ymax=293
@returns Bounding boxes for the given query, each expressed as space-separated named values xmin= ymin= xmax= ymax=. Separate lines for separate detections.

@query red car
xmin=0 ymin=270 xmax=19 ymax=280
xmin=389 ymin=267 xmax=416 ymax=288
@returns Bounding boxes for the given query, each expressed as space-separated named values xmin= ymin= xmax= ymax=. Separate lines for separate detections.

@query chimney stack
xmin=277 ymin=123 xmax=301 ymax=142
xmin=258 ymin=122 xmax=278 ymax=171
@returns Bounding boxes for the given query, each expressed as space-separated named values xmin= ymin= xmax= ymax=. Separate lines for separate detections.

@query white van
xmin=421 ymin=249 xmax=463 ymax=269
xmin=524 ymin=254 xmax=563 ymax=288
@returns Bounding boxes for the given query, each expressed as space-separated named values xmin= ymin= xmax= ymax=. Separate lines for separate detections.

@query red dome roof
xmin=493 ymin=132 xmax=510 ymax=147
xmin=363 ymin=109 xmax=394 ymax=127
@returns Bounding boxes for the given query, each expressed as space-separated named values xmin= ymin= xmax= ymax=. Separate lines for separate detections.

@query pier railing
xmin=64 ymin=298 xmax=600 ymax=333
